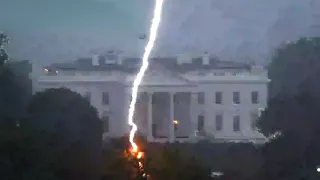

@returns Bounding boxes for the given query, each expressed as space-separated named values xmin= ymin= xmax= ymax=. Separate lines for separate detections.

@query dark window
xmin=102 ymin=92 xmax=109 ymax=105
xmin=102 ymin=116 xmax=109 ymax=133
xmin=251 ymin=112 xmax=259 ymax=129
xmin=251 ymin=91 xmax=259 ymax=104
xmin=152 ymin=123 xmax=157 ymax=137
xmin=233 ymin=115 xmax=240 ymax=132
xmin=233 ymin=92 xmax=240 ymax=104
xmin=215 ymin=92 xmax=222 ymax=104
xmin=197 ymin=92 xmax=205 ymax=104
xmin=84 ymin=92 xmax=91 ymax=102
xmin=197 ymin=115 xmax=205 ymax=131
xmin=215 ymin=114 xmax=223 ymax=131
xmin=152 ymin=95 xmax=157 ymax=105
xmin=173 ymin=94 xmax=179 ymax=104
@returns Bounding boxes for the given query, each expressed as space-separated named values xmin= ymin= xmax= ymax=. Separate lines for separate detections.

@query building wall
xmin=34 ymin=68 xmax=268 ymax=141
xmin=197 ymin=82 xmax=267 ymax=139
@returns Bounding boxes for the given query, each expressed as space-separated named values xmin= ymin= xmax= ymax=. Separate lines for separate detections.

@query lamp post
xmin=173 ymin=120 xmax=179 ymax=142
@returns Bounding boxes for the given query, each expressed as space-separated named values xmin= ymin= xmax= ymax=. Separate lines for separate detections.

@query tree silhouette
xmin=0 ymin=32 xmax=9 ymax=66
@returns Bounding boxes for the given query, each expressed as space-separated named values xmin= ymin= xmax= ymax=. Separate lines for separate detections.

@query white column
xmin=189 ymin=92 xmax=198 ymax=138
xmin=147 ymin=92 xmax=153 ymax=141
xmin=169 ymin=92 xmax=175 ymax=143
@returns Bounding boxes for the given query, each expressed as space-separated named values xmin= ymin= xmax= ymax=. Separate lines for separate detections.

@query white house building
xmin=32 ymin=52 xmax=269 ymax=143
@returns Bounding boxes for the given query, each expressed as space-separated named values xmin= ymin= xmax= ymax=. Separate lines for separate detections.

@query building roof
xmin=47 ymin=55 xmax=252 ymax=73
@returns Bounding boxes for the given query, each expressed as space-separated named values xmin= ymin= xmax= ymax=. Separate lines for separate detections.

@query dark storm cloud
xmin=0 ymin=0 xmax=318 ymax=64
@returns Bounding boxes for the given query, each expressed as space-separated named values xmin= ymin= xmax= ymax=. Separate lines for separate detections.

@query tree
xmin=100 ymin=136 xmax=148 ymax=180
xmin=24 ymin=88 xmax=102 ymax=180
xmin=257 ymin=92 xmax=320 ymax=136
xmin=260 ymin=132 xmax=320 ymax=180
xmin=259 ymin=37 xmax=320 ymax=136
xmin=0 ymin=32 xmax=9 ymax=66
xmin=0 ymin=124 xmax=59 ymax=180
xmin=0 ymin=33 xmax=29 ymax=124
xmin=146 ymin=144 xmax=211 ymax=180
xmin=268 ymin=37 xmax=320 ymax=98
xmin=258 ymin=37 xmax=320 ymax=179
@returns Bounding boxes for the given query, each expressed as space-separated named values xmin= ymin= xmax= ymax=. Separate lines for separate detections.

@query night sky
xmin=0 ymin=0 xmax=318 ymax=64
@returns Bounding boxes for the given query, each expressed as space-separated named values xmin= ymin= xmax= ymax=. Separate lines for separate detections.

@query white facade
xmin=33 ymin=55 xmax=269 ymax=143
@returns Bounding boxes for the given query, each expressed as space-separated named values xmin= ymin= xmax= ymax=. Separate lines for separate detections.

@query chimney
xmin=105 ymin=50 xmax=117 ymax=64
xmin=92 ymin=54 xmax=99 ymax=66
xmin=202 ymin=52 xmax=210 ymax=65
xmin=116 ymin=51 xmax=124 ymax=65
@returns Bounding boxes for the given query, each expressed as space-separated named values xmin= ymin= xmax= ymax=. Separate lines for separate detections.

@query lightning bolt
xmin=128 ymin=0 xmax=164 ymax=152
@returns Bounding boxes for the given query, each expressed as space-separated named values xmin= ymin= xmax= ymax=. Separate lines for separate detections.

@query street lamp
xmin=173 ymin=120 xmax=179 ymax=142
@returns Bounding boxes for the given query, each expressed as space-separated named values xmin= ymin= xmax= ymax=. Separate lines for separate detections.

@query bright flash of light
xmin=127 ymin=0 xmax=164 ymax=152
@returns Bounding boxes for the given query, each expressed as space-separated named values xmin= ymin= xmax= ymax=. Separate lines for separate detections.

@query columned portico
xmin=139 ymin=90 xmax=195 ymax=143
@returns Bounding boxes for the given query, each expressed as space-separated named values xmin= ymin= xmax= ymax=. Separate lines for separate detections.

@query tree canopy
xmin=268 ymin=37 xmax=320 ymax=98
xmin=24 ymin=88 xmax=103 ymax=180
xmin=0 ymin=32 xmax=9 ymax=66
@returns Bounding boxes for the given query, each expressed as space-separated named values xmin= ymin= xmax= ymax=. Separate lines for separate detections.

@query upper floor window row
xmin=82 ymin=91 xmax=110 ymax=105
xmin=197 ymin=91 xmax=261 ymax=104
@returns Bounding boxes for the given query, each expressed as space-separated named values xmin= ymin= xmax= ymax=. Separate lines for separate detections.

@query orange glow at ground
xmin=130 ymin=146 xmax=144 ymax=159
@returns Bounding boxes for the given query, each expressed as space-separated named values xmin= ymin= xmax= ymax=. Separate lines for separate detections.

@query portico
xmin=125 ymin=66 xmax=199 ymax=142
xmin=132 ymin=89 xmax=198 ymax=143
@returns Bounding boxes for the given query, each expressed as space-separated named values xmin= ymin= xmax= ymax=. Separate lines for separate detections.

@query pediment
xmin=144 ymin=69 xmax=190 ymax=85
xmin=127 ymin=68 xmax=195 ymax=86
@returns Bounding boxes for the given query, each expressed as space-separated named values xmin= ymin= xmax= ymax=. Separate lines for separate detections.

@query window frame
xmin=215 ymin=113 xmax=223 ymax=131
xmin=251 ymin=91 xmax=259 ymax=104
xmin=102 ymin=92 xmax=109 ymax=105
xmin=215 ymin=91 xmax=223 ymax=104
xmin=233 ymin=115 xmax=240 ymax=132
xmin=233 ymin=92 xmax=240 ymax=104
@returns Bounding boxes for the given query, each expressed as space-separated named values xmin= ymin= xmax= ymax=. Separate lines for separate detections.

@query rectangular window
xmin=84 ymin=92 xmax=91 ymax=102
xmin=215 ymin=114 xmax=223 ymax=131
xmin=152 ymin=123 xmax=157 ymax=138
xmin=251 ymin=91 xmax=259 ymax=104
xmin=197 ymin=115 xmax=205 ymax=131
xmin=251 ymin=112 xmax=259 ymax=129
xmin=102 ymin=116 xmax=109 ymax=133
xmin=173 ymin=94 xmax=179 ymax=104
xmin=233 ymin=92 xmax=240 ymax=104
xmin=233 ymin=115 xmax=240 ymax=132
xmin=102 ymin=92 xmax=109 ymax=105
xmin=197 ymin=92 xmax=205 ymax=104
xmin=152 ymin=95 xmax=156 ymax=105
xmin=215 ymin=92 xmax=223 ymax=104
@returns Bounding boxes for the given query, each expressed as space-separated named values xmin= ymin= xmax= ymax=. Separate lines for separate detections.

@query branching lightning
xmin=128 ymin=0 xmax=164 ymax=152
